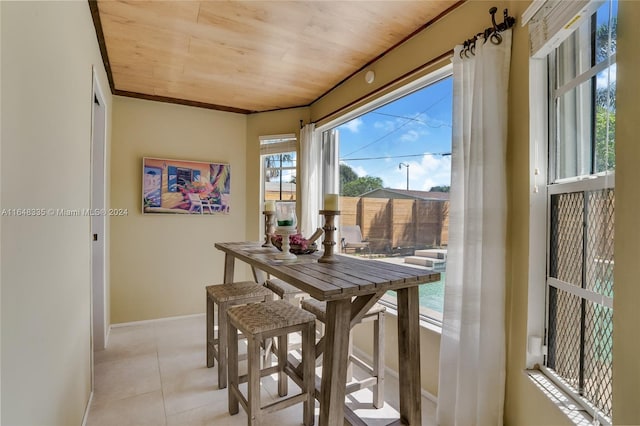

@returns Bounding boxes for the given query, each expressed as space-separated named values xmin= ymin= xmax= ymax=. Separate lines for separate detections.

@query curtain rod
xmin=458 ymin=7 xmax=516 ymax=58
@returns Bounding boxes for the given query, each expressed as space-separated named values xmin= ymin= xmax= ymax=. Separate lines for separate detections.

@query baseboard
xmin=109 ymin=312 xmax=205 ymax=329
xmin=352 ymin=346 xmax=438 ymax=404
xmin=81 ymin=390 xmax=93 ymax=426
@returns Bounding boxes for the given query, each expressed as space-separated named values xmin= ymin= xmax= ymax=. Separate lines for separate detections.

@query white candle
xmin=264 ymin=200 xmax=275 ymax=212
xmin=324 ymin=193 xmax=339 ymax=210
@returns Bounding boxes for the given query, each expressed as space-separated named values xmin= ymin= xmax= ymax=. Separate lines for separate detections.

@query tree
xmin=429 ymin=185 xmax=450 ymax=192
xmin=594 ymin=18 xmax=617 ymax=172
xmin=340 ymin=164 xmax=358 ymax=188
xmin=264 ymin=154 xmax=293 ymax=182
xmin=595 ymin=17 xmax=616 ymax=64
xmin=595 ymin=105 xmax=615 ymax=172
xmin=342 ymin=176 xmax=383 ymax=197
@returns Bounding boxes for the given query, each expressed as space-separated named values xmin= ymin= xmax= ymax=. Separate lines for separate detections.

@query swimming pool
xmin=418 ymin=271 xmax=445 ymax=313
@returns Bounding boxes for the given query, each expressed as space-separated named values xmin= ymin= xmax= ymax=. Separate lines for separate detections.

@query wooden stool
xmin=265 ymin=278 xmax=308 ymax=305
xmin=227 ymin=300 xmax=316 ymax=426
xmin=206 ymin=281 xmax=273 ymax=389
xmin=263 ymin=278 xmax=308 ymax=358
xmin=301 ymin=298 xmax=386 ymax=408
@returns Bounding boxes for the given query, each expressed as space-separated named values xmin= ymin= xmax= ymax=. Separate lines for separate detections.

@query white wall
xmin=0 ymin=2 xmax=3 ymax=421
xmin=1 ymin=1 xmax=111 ymax=424
xmin=110 ymin=96 xmax=249 ymax=323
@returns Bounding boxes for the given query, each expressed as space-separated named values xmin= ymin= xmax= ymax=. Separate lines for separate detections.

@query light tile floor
xmin=87 ymin=314 xmax=437 ymax=426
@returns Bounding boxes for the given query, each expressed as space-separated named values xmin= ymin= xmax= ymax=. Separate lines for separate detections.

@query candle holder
xmin=275 ymin=226 xmax=297 ymax=260
xmin=275 ymin=202 xmax=298 ymax=261
xmin=262 ymin=210 xmax=275 ymax=247
xmin=318 ymin=209 xmax=340 ymax=263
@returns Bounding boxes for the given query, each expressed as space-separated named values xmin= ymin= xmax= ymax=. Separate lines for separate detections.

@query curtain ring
xmin=482 ymin=28 xmax=491 ymax=44
xmin=490 ymin=32 xmax=502 ymax=45
xmin=460 ymin=40 xmax=469 ymax=58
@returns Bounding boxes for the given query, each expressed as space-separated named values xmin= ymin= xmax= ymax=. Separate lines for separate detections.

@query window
xmin=260 ymin=135 xmax=297 ymax=202
xmin=319 ymin=66 xmax=453 ymax=325
xmin=529 ymin=1 xmax=616 ymax=423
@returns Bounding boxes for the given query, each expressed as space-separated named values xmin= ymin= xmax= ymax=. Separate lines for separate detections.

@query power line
xmin=372 ymin=112 xmax=452 ymax=128
xmin=342 ymin=94 xmax=449 ymax=158
xmin=340 ymin=152 xmax=451 ymax=162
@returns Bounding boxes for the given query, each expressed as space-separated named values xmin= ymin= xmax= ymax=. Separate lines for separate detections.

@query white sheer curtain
xmin=299 ymin=123 xmax=321 ymax=236
xmin=437 ymin=29 xmax=512 ymax=426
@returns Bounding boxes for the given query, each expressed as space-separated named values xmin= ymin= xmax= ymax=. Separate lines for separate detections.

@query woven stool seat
xmin=207 ymin=280 xmax=273 ymax=302
xmin=206 ymin=281 xmax=273 ymax=389
xmin=227 ymin=300 xmax=316 ymax=425
xmin=227 ymin=299 xmax=315 ymax=335
xmin=262 ymin=279 xmax=308 ymax=362
xmin=300 ymin=298 xmax=386 ymax=323
xmin=265 ymin=278 xmax=307 ymax=300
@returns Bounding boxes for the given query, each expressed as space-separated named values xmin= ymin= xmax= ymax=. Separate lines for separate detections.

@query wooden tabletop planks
xmin=215 ymin=242 xmax=440 ymax=301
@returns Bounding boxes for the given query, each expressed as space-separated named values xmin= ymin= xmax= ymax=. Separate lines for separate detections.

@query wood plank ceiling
xmin=95 ymin=1 xmax=461 ymax=113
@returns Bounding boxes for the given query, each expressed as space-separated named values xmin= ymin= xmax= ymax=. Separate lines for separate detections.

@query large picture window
xmin=319 ymin=66 xmax=453 ymax=325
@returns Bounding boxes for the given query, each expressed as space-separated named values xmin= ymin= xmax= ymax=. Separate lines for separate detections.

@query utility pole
xmin=399 ymin=162 xmax=409 ymax=190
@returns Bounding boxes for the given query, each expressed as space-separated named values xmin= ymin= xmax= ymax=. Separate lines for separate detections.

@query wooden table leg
xmin=397 ymin=286 xmax=422 ymax=425
xmin=223 ymin=253 xmax=235 ymax=283
xmin=252 ymin=267 xmax=268 ymax=285
xmin=318 ymin=298 xmax=351 ymax=426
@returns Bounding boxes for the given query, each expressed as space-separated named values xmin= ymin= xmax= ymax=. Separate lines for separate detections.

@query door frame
xmin=90 ymin=66 xmax=108 ymax=360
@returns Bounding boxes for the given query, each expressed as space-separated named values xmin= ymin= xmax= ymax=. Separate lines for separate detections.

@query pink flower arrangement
xmin=271 ymin=233 xmax=311 ymax=250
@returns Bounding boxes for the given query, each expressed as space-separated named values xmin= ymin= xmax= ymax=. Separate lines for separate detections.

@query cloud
xmin=340 ymin=117 xmax=364 ymax=133
xmin=386 ymin=155 xmax=451 ymax=191
xmin=372 ymin=116 xmax=439 ymax=145
xmin=341 ymin=161 xmax=368 ymax=178
xmin=373 ymin=120 xmax=395 ymax=132
xmin=353 ymin=165 xmax=368 ymax=177
xmin=400 ymin=129 xmax=420 ymax=143
xmin=596 ymin=63 xmax=617 ymax=89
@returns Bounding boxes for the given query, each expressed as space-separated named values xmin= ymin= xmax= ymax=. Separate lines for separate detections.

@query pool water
xmin=418 ymin=271 xmax=445 ymax=313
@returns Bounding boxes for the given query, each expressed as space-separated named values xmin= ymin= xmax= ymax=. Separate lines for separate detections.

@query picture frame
xmin=142 ymin=157 xmax=231 ymax=215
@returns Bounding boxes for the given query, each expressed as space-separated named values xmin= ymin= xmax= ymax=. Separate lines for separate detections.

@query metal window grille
xmin=547 ymin=188 xmax=614 ymax=421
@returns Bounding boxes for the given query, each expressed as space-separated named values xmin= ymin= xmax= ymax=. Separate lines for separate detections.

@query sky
xmin=336 ymin=76 xmax=453 ymax=192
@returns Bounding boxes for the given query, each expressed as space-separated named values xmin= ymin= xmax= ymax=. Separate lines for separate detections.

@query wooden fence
xmin=339 ymin=196 xmax=449 ymax=253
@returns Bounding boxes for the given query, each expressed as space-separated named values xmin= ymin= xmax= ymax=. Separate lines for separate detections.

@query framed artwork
xmin=142 ymin=157 xmax=231 ymax=214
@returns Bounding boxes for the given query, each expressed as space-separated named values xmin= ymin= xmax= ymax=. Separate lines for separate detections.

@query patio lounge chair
xmin=340 ymin=225 xmax=371 ymax=257
xmin=187 ymin=193 xmax=218 ymax=214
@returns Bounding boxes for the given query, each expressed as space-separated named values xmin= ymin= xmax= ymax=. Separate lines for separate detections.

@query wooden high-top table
xmin=215 ymin=242 xmax=441 ymax=426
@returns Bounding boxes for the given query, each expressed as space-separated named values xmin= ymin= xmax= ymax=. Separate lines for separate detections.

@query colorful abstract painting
xmin=142 ymin=157 xmax=231 ymax=214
